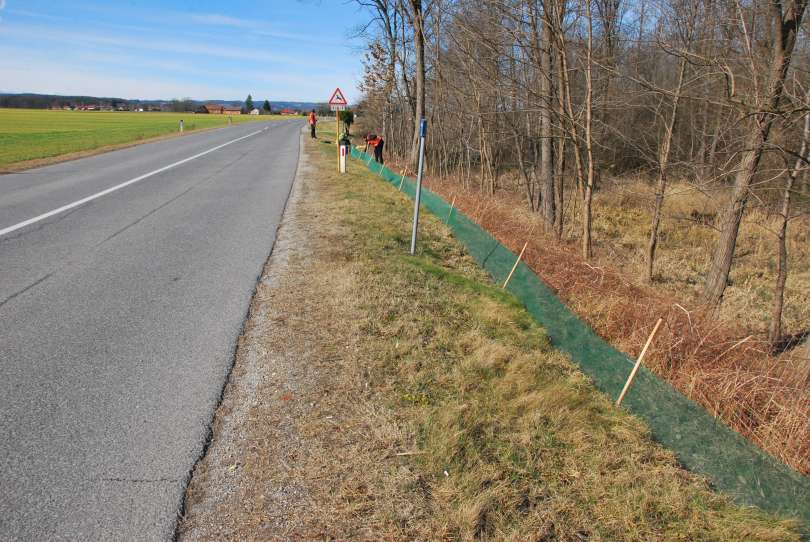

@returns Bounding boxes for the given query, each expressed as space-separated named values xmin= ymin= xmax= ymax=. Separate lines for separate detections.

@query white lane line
xmin=0 ymin=127 xmax=268 ymax=239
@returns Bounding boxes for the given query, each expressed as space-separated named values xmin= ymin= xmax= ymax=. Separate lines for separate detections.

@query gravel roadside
xmin=177 ymin=131 xmax=349 ymax=540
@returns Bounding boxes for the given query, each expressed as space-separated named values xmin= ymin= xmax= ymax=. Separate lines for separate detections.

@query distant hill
xmin=0 ymin=93 xmax=324 ymax=112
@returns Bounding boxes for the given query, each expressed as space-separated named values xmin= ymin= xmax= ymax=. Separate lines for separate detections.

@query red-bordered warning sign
xmin=328 ymin=87 xmax=348 ymax=106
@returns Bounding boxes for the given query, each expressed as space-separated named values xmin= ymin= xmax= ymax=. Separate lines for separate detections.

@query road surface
xmin=0 ymin=120 xmax=303 ymax=540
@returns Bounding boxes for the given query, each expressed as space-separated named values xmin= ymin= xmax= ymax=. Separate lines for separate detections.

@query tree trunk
xmin=582 ymin=0 xmax=595 ymax=260
xmin=646 ymin=58 xmax=686 ymax=283
xmin=703 ymin=0 xmax=807 ymax=304
xmin=554 ymin=28 xmax=566 ymax=239
xmin=409 ymin=0 xmax=427 ymax=169
xmin=769 ymin=92 xmax=809 ymax=347
xmin=703 ymin=136 xmax=765 ymax=303
xmin=555 ymin=134 xmax=566 ymax=238
xmin=538 ymin=4 xmax=555 ymax=230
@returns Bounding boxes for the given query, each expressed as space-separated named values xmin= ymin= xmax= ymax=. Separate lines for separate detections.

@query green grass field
xmin=0 ymin=108 xmax=288 ymax=167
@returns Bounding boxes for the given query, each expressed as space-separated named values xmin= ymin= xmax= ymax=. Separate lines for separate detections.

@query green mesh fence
xmin=352 ymin=148 xmax=810 ymax=536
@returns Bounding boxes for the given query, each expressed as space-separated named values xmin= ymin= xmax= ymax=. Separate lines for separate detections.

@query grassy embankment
xmin=415 ymin=171 xmax=810 ymax=477
xmin=0 ymin=108 xmax=285 ymax=169
xmin=296 ymin=127 xmax=802 ymax=539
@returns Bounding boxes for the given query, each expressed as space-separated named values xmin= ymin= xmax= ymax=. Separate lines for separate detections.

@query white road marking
xmin=0 ymin=128 xmax=268 ymax=238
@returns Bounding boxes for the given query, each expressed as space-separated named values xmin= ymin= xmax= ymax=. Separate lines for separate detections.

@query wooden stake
xmin=399 ymin=171 xmax=406 ymax=191
xmin=616 ymin=318 xmax=664 ymax=407
xmin=446 ymin=196 xmax=456 ymax=223
xmin=502 ymin=242 xmax=528 ymax=289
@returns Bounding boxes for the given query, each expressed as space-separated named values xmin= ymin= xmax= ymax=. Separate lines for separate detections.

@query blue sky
xmin=0 ymin=1 xmax=367 ymax=102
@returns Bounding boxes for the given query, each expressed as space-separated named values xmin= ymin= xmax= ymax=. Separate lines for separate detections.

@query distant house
xmin=250 ymin=108 xmax=260 ymax=115
xmin=200 ymin=104 xmax=243 ymax=115
xmin=279 ymin=108 xmax=298 ymax=116
xmin=204 ymin=104 xmax=224 ymax=114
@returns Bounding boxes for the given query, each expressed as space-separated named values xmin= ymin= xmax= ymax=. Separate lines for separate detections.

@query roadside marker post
xmin=339 ymin=141 xmax=348 ymax=173
xmin=410 ymin=119 xmax=428 ymax=256
xmin=179 ymin=119 xmax=184 ymax=133
xmin=328 ymin=87 xmax=348 ymax=172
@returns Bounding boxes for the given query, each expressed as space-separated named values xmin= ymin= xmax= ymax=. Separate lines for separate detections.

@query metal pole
xmin=410 ymin=119 xmax=427 ymax=255
xmin=336 ymin=109 xmax=340 ymax=172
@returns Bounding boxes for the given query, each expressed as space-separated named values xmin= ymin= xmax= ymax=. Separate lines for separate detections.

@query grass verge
xmin=182 ymin=127 xmax=802 ymax=540
xmin=310 ymin=130 xmax=803 ymax=539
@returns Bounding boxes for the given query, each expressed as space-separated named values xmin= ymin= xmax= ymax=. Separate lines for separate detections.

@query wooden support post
xmin=446 ymin=196 xmax=456 ymax=224
xmin=616 ymin=318 xmax=664 ymax=407
xmin=399 ymin=171 xmax=406 ymax=191
xmin=502 ymin=242 xmax=528 ymax=289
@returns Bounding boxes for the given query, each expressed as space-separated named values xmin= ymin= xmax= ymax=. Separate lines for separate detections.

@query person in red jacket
xmin=364 ymin=133 xmax=385 ymax=164
xmin=308 ymin=110 xmax=317 ymax=139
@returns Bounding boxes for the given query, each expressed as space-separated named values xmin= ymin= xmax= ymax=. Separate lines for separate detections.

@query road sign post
xmin=328 ymin=88 xmax=348 ymax=172
xmin=410 ymin=119 xmax=427 ymax=255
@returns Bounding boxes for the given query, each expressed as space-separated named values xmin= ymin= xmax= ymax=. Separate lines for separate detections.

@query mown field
xmin=0 ymin=108 xmax=284 ymax=168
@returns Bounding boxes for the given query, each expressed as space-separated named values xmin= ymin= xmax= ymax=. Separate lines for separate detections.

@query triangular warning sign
xmin=328 ymin=87 xmax=348 ymax=106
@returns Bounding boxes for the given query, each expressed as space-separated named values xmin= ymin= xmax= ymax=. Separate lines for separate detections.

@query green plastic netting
xmin=351 ymin=148 xmax=810 ymax=536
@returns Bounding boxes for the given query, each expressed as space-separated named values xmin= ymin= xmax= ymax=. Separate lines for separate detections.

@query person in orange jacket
xmin=308 ymin=110 xmax=317 ymax=139
xmin=364 ymin=133 xmax=385 ymax=164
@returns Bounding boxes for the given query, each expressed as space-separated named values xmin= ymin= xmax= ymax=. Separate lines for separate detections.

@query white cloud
xmin=0 ymin=22 xmax=336 ymax=68
xmin=0 ymin=46 xmax=360 ymax=102
xmin=188 ymin=13 xmax=252 ymax=27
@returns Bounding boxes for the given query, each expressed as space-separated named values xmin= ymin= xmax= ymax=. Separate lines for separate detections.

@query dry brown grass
xmin=409 ymin=170 xmax=810 ymax=477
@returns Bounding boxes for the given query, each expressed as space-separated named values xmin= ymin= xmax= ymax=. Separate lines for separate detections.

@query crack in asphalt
xmin=0 ymin=205 xmax=87 ymax=245
xmin=0 ymin=272 xmax=54 ymax=309
xmin=95 ymin=148 xmax=257 ymax=248
xmin=97 ymin=478 xmax=181 ymax=484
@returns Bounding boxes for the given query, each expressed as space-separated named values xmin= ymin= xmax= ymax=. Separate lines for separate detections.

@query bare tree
xmin=769 ymin=91 xmax=810 ymax=347
xmin=703 ymin=0 xmax=808 ymax=304
xmin=405 ymin=0 xmax=429 ymax=168
xmin=645 ymin=0 xmax=699 ymax=283
xmin=582 ymin=0 xmax=596 ymax=259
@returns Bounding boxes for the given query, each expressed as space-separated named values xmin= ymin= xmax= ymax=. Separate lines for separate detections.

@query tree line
xmin=354 ymin=0 xmax=810 ymax=350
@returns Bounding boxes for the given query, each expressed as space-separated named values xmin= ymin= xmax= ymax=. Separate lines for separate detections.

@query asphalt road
xmin=0 ymin=120 xmax=303 ymax=540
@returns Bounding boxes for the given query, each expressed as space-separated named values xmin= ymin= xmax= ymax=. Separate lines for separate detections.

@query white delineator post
xmin=410 ymin=119 xmax=427 ymax=255
xmin=339 ymin=143 xmax=347 ymax=173
xmin=179 ymin=119 xmax=184 ymax=133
